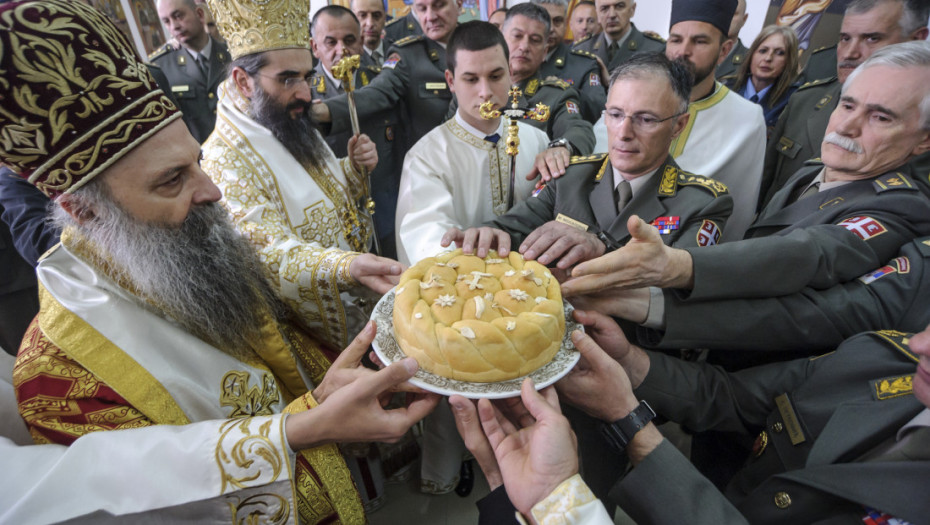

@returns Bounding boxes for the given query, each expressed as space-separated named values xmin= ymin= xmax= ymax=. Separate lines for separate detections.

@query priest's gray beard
xmin=54 ymin=187 xmax=285 ymax=359
xmin=250 ymin=83 xmax=330 ymax=173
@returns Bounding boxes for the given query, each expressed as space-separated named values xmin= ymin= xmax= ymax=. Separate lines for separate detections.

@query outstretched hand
xmin=560 ymin=215 xmax=694 ymax=296
xmin=349 ymin=253 xmax=404 ymax=294
xmin=441 ymin=226 xmax=512 ymax=257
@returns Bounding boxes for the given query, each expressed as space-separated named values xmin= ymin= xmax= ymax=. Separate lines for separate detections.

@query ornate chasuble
xmin=203 ymin=79 xmax=377 ymax=350
xmin=13 ymin=238 xmax=365 ymax=524
xmin=396 ymin=115 xmax=549 ymax=265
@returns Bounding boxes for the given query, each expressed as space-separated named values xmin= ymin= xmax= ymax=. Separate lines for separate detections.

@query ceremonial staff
xmin=332 ymin=54 xmax=381 ymax=255
xmin=480 ymin=87 xmax=549 ymax=209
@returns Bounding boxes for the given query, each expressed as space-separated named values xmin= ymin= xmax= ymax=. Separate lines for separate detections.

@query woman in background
xmin=727 ymin=25 xmax=800 ymax=134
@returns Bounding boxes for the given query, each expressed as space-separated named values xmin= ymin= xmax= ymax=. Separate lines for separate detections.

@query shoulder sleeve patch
xmin=676 ymin=172 xmax=729 ymax=197
xmin=541 ymin=78 xmax=570 ymax=90
xmin=643 ymin=30 xmax=666 ymax=43
xmin=394 ymin=35 xmax=423 ymax=47
xmin=873 ymin=172 xmax=917 ymax=193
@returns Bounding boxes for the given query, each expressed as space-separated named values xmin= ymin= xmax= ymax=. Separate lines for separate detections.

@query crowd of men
xmin=1 ymin=0 xmax=929 ymax=523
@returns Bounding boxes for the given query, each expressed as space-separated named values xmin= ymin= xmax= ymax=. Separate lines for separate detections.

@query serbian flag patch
xmin=566 ymin=101 xmax=580 ymax=114
xmin=838 ymin=216 xmax=887 ymax=240
xmin=382 ymin=53 xmax=401 ymax=69
xmin=697 ymin=220 xmax=720 ymax=246
xmin=858 ymin=264 xmax=897 ymax=284
xmin=532 ymin=184 xmax=546 ymax=197
xmin=651 ymin=216 xmax=680 ymax=234
xmin=589 ymin=73 xmax=601 ymax=86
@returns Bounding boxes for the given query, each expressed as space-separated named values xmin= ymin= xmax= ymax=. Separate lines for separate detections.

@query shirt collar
xmin=898 ymin=408 xmax=930 ymax=441
xmin=742 ymin=80 xmax=773 ymax=101
xmin=604 ymin=25 xmax=632 ymax=49
xmin=186 ymin=37 xmax=213 ymax=62
xmin=454 ymin=110 xmax=503 ymax=140
xmin=613 ymin=164 xmax=660 ymax=197
xmin=365 ymin=40 xmax=385 ymax=59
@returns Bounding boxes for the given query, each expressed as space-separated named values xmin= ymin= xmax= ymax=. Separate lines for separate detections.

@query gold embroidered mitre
xmin=207 ymin=0 xmax=310 ymax=59
xmin=0 ymin=0 xmax=181 ymax=198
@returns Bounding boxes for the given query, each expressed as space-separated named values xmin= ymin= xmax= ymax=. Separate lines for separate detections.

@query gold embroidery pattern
xmin=208 ymin=0 xmax=309 ymax=59
xmin=0 ymin=0 xmax=181 ymax=197
xmin=228 ymin=493 xmax=290 ymax=525
xmin=220 ymin=371 xmax=281 ymax=418
xmin=874 ymin=375 xmax=914 ymax=400
xmin=658 ymin=165 xmax=678 ymax=196
xmin=531 ymin=474 xmax=597 ymax=525
xmin=446 ymin=119 xmax=512 ymax=216
xmin=216 ymin=417 xmax=286 ymax=493
xmin=203 ymin=115 xmax=359 ymax=349
xmin=678 ymin=172 xmax=729 ymax=196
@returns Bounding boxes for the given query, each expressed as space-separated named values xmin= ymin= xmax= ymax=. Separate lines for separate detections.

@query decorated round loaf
xmin=392 ymin=249 xmax=565 ymax=383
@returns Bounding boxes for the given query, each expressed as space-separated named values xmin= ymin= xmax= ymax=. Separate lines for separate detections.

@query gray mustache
xmin=823 ymin=131 xmax=864 ymax=154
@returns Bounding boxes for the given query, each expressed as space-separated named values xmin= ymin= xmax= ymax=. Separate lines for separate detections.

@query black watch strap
xmin=599 ymin=400 xmax=656 ymax=453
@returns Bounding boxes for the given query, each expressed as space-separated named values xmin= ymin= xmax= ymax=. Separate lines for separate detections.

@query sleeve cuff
xmin=530 ymin=474 xmax=612 ymax=525
xmin=642 ymin=286 xmax=666 ymax=329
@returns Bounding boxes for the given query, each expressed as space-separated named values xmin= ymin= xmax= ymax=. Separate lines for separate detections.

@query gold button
xmin=208 ymin=93 xmax=214 ymax=98
xmin=773 ymin=422 xmax=784 ymax=433
xmin=774 ymin=492 xmax=791 ymax=509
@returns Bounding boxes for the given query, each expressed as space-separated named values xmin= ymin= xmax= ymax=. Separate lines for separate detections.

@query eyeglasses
xmin=255 ymin=73 xmax=314 ymax=90
xmin=602 ymin=109 xmax=685 ymax=132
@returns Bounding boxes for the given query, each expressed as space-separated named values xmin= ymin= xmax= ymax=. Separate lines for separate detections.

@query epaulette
xmin=672 ymin=170 xmax=729 ymax=197
xmin=571 ymin=48 xmax=598 ymax=61
xmin=915 ymin=237 xmax=930 ymax=257
xmin=145 ymin=61 xmax=163 ymax=71
xmin=148 ymin=43 xmax=174 ymax=61
xmin=797 ymin=76 xmax=837 ymax=92
xmin=873 ymin=171 xmax=918 ymax=193
xmin=809 ymin=44 xmax=836 ymax=55
xmin=394 ymin=35 xmax=423 ymax=47
xmin=873 ymin=330 xmax=918 ymax=363
xmin=570 ymin=153 xmax=607 ymax=165
xmin=572 ymin=34 xmax=593 ymax=46
xmin=643 ymin=30 xmax=665 ymax=43
xmin=385 ymin=16 xmax=406 ymax=27
xmin=541 ymin=78 xmax=570 ymax=90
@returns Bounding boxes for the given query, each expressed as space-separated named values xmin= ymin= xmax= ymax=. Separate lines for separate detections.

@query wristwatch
xmin=547 ymin=137 xmax=572 ymax=153
xmin=598 ymin=400 xmax=656 ymax=453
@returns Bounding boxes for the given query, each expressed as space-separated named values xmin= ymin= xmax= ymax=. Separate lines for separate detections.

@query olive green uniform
xmin=312 ymin=55 xmax=402 ymax=258
xmin=149 ymin=37 xmax=229 ymax=143
xmin=383 ymin=10 xmax=422 ymax=42
xmin=539 ymin=42 xmax=606 ymax=123
xmin=715 ymin=38 xmax=747 ymax=81
xmin=512 ymin=71 xmax=596 ymax=155
xmin=572 ymin=24 xmax=665 ymax=73
xmin=796 ymin=44 xmax=836 ymax=85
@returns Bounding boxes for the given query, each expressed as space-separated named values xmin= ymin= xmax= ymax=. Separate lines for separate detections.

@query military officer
xmin=352 ymin=0 xmax=393 ymax=64
xmin=572 ymin=0 xmax=664 ymax=73
xmin=714 ymin=0 xmax=748 ymax=80
xmin=383 ymin=9 xmax=422 ymax=42
xmin=568 ymin=0 xmax=599 ymax=43
xmin=796 ymin=43 xmax=836 ymax=84
xmin=314 ymin=0 xmax=461 ymax=153
xmin=533 ymin=0 xmax=606 ymax=123
xmin=502 ymin=4 xmax=596 ymax=159
xmin=153 ymin=0 xmax=230 ymax=143
xmin=759 ymin=0 xmax=928 ymax=209
xmin=443 ymin=53 xmax=732 ymax=271
xmin=311 ymin=6 xmax=403 ymax=259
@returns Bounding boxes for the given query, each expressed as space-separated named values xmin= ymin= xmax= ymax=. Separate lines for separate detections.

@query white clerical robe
xmin=396 ymin=112 xmax=550 ymax=265
xmin=203 ymin=79 xmax=376 ymax=350
xmin=11 ymin=238 xmax=363 ymax=524
xmin=594 ymin=83 xmax=765 ymax=242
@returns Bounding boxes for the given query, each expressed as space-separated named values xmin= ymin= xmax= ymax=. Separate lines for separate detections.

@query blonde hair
xmin=733 ymin=25 xmax=799 ymax=106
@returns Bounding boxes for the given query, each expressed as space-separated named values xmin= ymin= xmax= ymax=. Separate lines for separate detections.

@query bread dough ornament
xmin=393 ymin=249 xmax=565 ymax=382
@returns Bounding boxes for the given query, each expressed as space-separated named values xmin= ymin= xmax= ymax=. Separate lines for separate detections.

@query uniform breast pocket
xmin=775 ymin=136 xmax=802 ymax=160
xmin=418 ymin=81 xmax=451 ymax=99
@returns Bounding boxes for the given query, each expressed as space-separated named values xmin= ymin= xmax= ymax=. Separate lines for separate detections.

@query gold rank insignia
xmin=815 ymin=94 xmax=833 ymax=110
xmin=526 ymin=78 xmax=539 ymax=95
xmin=628 ymin=39 xmax=637 ymax=50
xmin=177 ymin=54 xmax=187 ymax=66
xmin=874 ymin=172 xmax=914 ymax=192
xmin=360 ymin=71 xmax=369 ymax=86
xmin=316 ymin=76 xmax=326 ymax=94
xmin=733 ymin=54 xmax=742 ymax=64
xmin=875 ymin=330 xmax=919 ymax=362
xmin=677 ymin=172 xmax=729 ymax=197
xmin=217 ymin=52 xmax=225 ymax=61
xmin=658 ymin=165 xmax=678 ymax=196
xmin=429 ymin=49 xmax=440 ymax=61
xmin=873 ymin=375 xmax=914 ymax=400
xmin=555 ymin=56 xmax=565 ymax=67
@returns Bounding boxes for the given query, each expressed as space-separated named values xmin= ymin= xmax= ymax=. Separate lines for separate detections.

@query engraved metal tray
xmin=371 ymin=287 xmax=581 ymax=399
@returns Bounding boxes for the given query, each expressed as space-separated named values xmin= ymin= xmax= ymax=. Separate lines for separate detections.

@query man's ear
xmin=670 ymin=111 xmax=691 ymax=139
xmin=57 ymin=194 xmax=96 ymax=225
xmin=716 ymin=38 xmax=734 ymax=66
xmin=911 ymin=129 xmax=930 ymax=157
xmin=231 ymin=66 xmax=255 ymax=98
xmin=445 ymin=69 xmax=455 ymax=94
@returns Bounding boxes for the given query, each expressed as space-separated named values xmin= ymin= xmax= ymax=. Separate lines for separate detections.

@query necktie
xmin=615 ymin=180 xmax=632 ymax=213
xmin=372 ymin=50 xmax=382 ymax=64
xmin=749 ymin=93 xmax=759 ymax=103
xmin=608 ymin=41 xmax=619 ymax=63
xmin=194 ymin=54 xmax=208 ymax=81
xmin=796 ymin=181 xmax=820 ymax=201
xmin=484 ymin=133 xmax=500 ymax=145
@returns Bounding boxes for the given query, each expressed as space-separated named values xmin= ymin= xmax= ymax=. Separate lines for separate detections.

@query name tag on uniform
xmin=424 ymin=82 xmax=447 ymax=90
xmin=171 ymin=85 xmax=190 ymax=93
xmin=555 ymin=213 xmax=588 ymax=231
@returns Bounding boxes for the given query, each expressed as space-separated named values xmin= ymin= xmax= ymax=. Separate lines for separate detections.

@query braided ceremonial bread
xmin=392 ymin=249 xmax=565 ymax=382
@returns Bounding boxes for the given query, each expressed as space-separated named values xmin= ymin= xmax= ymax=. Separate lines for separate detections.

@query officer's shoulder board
xmin=571 ymin=48 xmax=598 ymax=61
xmin=541 ymin=78 xmax=571 ymax=90
xmin=148 ymin=42 xmax=174 ymax=61
xmin=873 ymin=171 xmax=918 ymax=193
xmin=385 ymin=16 xmax=407 ymax=28
xmin=393 ymin=35 xmax=424 ymax=47
xmin=809 ymin=44 xmax=836 ymax=55
xmin=642 ymin=30 xmax=666 ymax=43
xmin=145 ymin=61 xmax=163 ymax=72
xmin=572 ymin=34 xmax=594 ymax=46
xmin=668 ymin=169 xmax=729 ymax=197
xmin=873 ymin=330 xmax=919 ymax=363
xmin=797 ymin=75 xmax=837 ymax=92
xmin=570 ymin=153 xmax=607 ymax=165
xmin=915 ymin=237 xmax=930 ymax=257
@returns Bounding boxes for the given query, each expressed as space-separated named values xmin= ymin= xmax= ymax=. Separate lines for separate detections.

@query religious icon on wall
xmin=766 ymin=0 xmax=852 ymax=54
xmin=130 ymin=0 xmax=166 ymax=56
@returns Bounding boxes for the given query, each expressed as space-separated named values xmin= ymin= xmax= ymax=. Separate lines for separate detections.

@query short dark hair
xmin=311 ymin=4 xmax=360 ymax=37
xmin=574 ymin=0 xmax=596 ymax=8
xmin=503 ymin=3 xmax=551 ymax=35
xmin=847 ymin=0 xmax=930 ymax=37
xmin=447 ymin=20 xmax=510 ymax=74
xmin=491 ymin=7 xmax=508 ymax=16
xmin=608 ymin=52 xmax=693 ymax=113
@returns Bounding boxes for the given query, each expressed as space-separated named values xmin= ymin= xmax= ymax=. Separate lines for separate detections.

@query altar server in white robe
xmin=593 ymin=0 xmax=765 ymax=242
xmin=396 ymin=20 xmax=553 ymax=266
xmin=395 ymin=20 xmax=556 ymax=495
